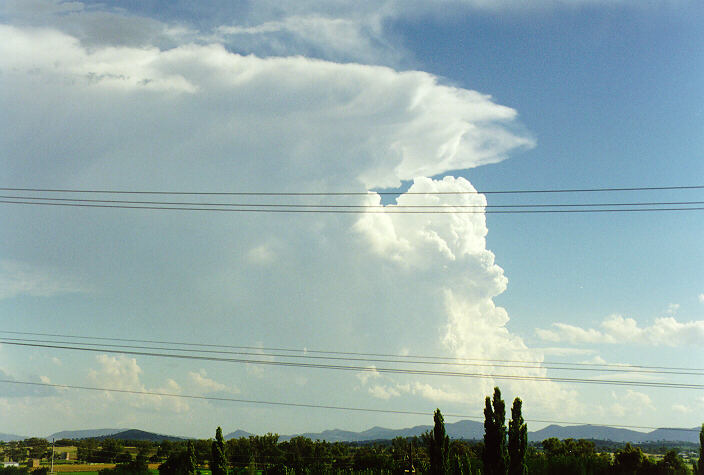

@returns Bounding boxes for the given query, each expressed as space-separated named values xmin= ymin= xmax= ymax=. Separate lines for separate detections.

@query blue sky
xmin=0 ymin=0 xmax=702 ymax=438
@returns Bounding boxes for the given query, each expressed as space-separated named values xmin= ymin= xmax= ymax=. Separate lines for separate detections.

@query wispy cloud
xmin=0 ymin=259 xmax=89 ymax=300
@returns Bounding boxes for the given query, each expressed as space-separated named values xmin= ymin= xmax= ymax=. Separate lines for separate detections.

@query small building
xmin=2 ymin=462 xmax=20 ymax=468
xmin=27 ymin=459 xmax=40 ymax=468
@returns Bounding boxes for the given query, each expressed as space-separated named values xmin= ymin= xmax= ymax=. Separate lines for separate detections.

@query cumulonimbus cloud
xmin=0 ymin=23 xmax=569 ymax=427
xmin=0 ymin=24 xmax=533 ymax=191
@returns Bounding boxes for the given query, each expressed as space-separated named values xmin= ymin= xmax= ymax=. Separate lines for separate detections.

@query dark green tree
xmin=187 ymin=441 xmax=197 ymax=474
xmin=99 ymin=452 xmax=150 ymax=475
xmin=613 ymin=443 xmax=644 ymax=474
xmin=507 ymin=397 xmax=527 ymax=475
xmin=115 ymin=451 xmax=132 ymax=464
xmin=697 ymin=423 xmax=704 ymax=475
xmin=657 ymin=449 xmax=688 ymax=475
xmin=483 ymin=387 xmax=508 ymax=475
xmin=210 ymin=427 xmax=227 ymax=475
xmin=158 ymin=445 xmax=196 ymax=475
xmin=429 ymin=408 xmax=450 ymax=474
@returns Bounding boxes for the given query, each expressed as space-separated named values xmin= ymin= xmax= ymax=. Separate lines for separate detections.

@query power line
xmin=0 ymin=379 xmax=697 ymax=433
xmin=2 ymin=336 xmax=702 ymax=377
xmin=2 ymin=340 xmax=702 ymax=390
xmin=2 ymin=194 xmax=704 ymax=211
xmin=2 ymin=330 xmax=699 ymax=373
xmin=1 ymin=185 xmax=702 ymax=196
xmin=2 ymin=200 xmax=702 ymax=214
xmin=2 ymin=195 xmax=703 ymax=209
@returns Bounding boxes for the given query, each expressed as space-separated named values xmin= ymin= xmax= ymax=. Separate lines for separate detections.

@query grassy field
xmin=43 ymin=463 xmax=163 ymax=473
xmin=40 ymin=466 xmax=214 ymax=474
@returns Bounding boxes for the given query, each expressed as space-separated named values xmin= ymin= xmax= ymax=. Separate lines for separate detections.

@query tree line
xmin=2 ymin=386 xmax=703 ymax=474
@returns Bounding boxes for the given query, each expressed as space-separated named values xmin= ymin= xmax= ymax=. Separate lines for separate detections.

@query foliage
xmin=507 ymin=397 xmax=527 ymax=475
xmin=483 ymin=386 xmax=508 ymax=475
xmin=0 ymin=468 xmax=28 ymax=475
xmin=99 ymin=452 xmax=150 ymax=475
xmin=656 ymin=449 xmax=689 ymax=475
xmin=159 ymin=445 xmax=196 ymax=475
xmin=529 ymin=439 xmax=611 ymax=475
xmin=428 ymin=408 xmax=449 ymax=475
xmin=211 ymin=427 xmax=227 ymax=475
xmin=76 ymin=438 xmax=124 ymax=463
xmin=697 ymin=424 xmax=704 ymax=475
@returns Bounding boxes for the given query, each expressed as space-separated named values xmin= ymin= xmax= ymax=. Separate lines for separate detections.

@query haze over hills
xmin=4 ymin=422 xmax=697 ymax=444
xmin=48 ymin=429 xmax=126 ymax=440
xmin=44 ymin=429 xmax=184 ymax=442
xmin=228 ymin=420 xmax=700 ymax=444
xmin=0 ymin=432 xmax=26 ymax=442
xmin=92 ymin=429 xmax=185 ymax=442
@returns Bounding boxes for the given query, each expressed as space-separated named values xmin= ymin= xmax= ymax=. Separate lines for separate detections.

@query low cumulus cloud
xmin=536 ymin=314 xmax=704 ymax=346
xmin=609 ymin=390 xmax=654 ymax=418
xmin=88 ymin=355 xmax=189 ymax=413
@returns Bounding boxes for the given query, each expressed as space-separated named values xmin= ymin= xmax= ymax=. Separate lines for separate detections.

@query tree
xmin=613 ymin=443 xmax=644 ymax=474
xmin=99 ymin=439 xmax=124 ymax=463
xmin=187 ymin=441 xmax=197 ymax=474
xmin=428 ymin=408 xmax=450 ymax=475
xmin=115 ymin=451 xmax=132 ymax=464
xmin=158 ymin=443 xmax=196 ymax=475
xmin=211 ymin=427 xmax=228 ymax=475
xmin=507 ymin=397 xmax=527 ymax=475
xmin=99 ymin=452 xmax=150 ymax=475
xmin=657 ymin=449 xmax=688 ymax=475
xmin=697 ymin=423 xmax=704 ymax=475
xmin=483 ymin=387 xmax=508 ymax=475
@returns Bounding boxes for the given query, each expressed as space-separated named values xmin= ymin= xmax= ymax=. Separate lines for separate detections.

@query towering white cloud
xmin=355 ymin=176 xmax=575 ymax=410
xmin=0 ymin=22 xmax=559 ymax=432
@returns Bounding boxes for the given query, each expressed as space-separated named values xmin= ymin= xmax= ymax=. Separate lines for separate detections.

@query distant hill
xmin=528 ymin=425 xmax=649 ymax=443
xmin=42 ymin=422 xmax=700 ymax=445
xmin=225 ymin=430 xmax=254 ymax=440
xmin=46 ymin=428 xmax=184 ymax=442
xmin=48 ymin=429 xmax=126 ymax=440
xmin=0 ymin=432 xmax=27 ymax=442
xmin=645 ymin=427 xmax=700 ymax=444
xmin=226 ymin=420 xmax=698 ymax=444
xmin=94 ymin=429 xmax=185 ymax=442
xmin=228 ymin=419 xmax=485 ymax=443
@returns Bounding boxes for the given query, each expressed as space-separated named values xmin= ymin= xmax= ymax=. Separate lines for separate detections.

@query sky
xmin=0 ymin=0 xmax=703 ymax=439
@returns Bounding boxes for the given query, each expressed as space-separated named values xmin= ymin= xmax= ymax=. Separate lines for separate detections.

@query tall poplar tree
xmin=483 ymin=387 xmax=508 ymax=475
xmin=187 ymin=441 xmax=197 ymax=474
xmin=211 ymin=427 xmax=228 ymax=475
xmin=429 ymin=408 xmax=450 ymax=475
xmin=508 ymin=397 xmax=527 ymax=475
xmin=696 ymin=423 xmax=704 ymax=475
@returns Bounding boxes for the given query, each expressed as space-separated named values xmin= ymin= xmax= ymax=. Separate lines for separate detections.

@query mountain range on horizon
xmin=252 ymin=420 xmax=700 ymax=444
xmin=1 ymin=421 xmax=698 ymax=444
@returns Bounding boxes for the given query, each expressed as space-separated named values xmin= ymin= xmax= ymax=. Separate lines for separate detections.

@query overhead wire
xmin=0 ymin=379 xmax=698 ymax=433
xmin=2 ymin=330 xmax=700 ymax=373
xmin=1 ymin=185 xmax=703 ymax=196
xmin=1 ymin=336 xmax=703 ymax=377
xmin=1 ymin=194 xmax=703 ymax=209
xmin=1 ymin=199 xmax=702 ymax=214
xmin=2 ymin=340 xmax=702 ymax=390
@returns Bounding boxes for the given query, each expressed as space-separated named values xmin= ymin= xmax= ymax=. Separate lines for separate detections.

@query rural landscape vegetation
xmin=2 ymin=387 xmax=703 ymax=474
